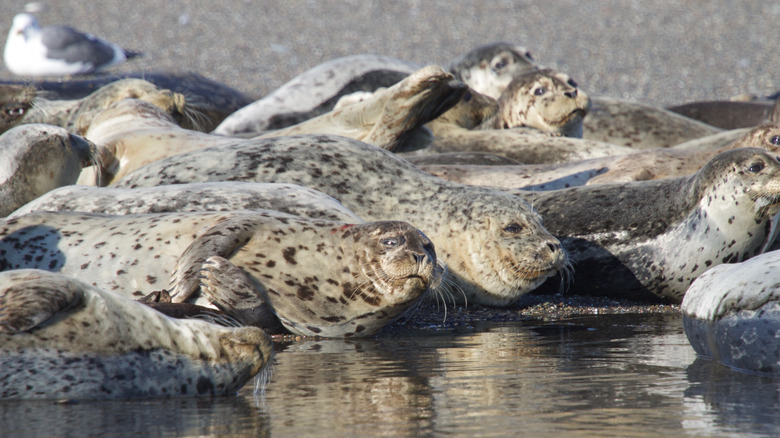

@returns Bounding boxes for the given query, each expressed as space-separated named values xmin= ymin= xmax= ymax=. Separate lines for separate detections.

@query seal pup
xmin=418 ymin=123 xmax=780 ymax=190
xmin=213 ymin=55 xmax=419 ymax=136
xmin=255 ymin=65 xmax=466 ymax=151
xmin=447 ymin=42 xmax=538 ymax=100
xmin=3 ymin=13 xmax=141 ymax=76
xmin=582 ymin=97 xmax=723 ymax=149
xmin=0 ymin=269 xmax=272 ymax=400
xmin=681 ymin=250 xmax=780 ymax=373
xmin=115 ymin=135 xmax=568 ymax=306
xmin=485 ymin=68 xmax=591 ymax=138
xmin=0 ymin=124 xmax=96 ymax=217
xmin=507 ymin=148 xmax=780 ymax=303
xmin=0 ymin=210 xmax=442 ymax=337
xmin=9 ymin=182 xmax=364 ymax=223
xmin=0 ymin=84 xmax=35 ymax=134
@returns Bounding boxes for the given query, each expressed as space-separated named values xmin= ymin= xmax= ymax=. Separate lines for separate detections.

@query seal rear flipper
xmin=200 ymin=255 xmax=286 ymax=334
xmin=168 ymin=214 xmax=262 ymax=303
xmin=0 ymin=270 xmax=83 ymax=333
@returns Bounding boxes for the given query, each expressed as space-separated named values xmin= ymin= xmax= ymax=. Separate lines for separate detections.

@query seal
xmin=256 ymin=65 xmax=466 ymax=151
xmin=507 ymin=148 xmax=780 ymax=303
xmin=0 ymin=269 xmax=273 ymax=400
xmin=667 ymin=96 xmax=780 ymax=130
xmin=213 ymin=55 xmax=420 ymax=136
xmin=582 ymin=97 xmax=723 ymax=149
xmin=418 ymin=123 xmax=780 ymax=190
xmin=115 ymin=134 xmax=568 ymax=307
xmin=446 ymin=42 xmax=538 ymax=100
xmin=9 ymin=182 xmax=364 ymax=223
xmin=486 ymin=68 xmax=591 ymax=138
xmin=0 ymin=124 xmax=96 ymax=217
xmin=0 ymin=210 xmax=443 ymax=337
xmin=681 ymin=249 xmax=780 ymax=373
xmin=0 ymin=83 xmax=35 ymax=134
xmin=0 ymin=71 xmax=254 ymax=132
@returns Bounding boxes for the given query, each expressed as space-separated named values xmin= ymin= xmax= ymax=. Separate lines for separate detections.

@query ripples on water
xmin=2 ymin=313 xmax=780 ymax=437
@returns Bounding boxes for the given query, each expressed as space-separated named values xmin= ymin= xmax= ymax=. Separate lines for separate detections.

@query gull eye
xmin=503 ymin=224 xmax=524 ymax=233
xmin=747 ymin=161 xmax=765 ymax=173
xmin=533 ymin=87 xmax=546 ymax=96
xmin=770 ymin=135 xmax=780 ymax=146
xmin=381 ymin=236 xmax=406 ymax=247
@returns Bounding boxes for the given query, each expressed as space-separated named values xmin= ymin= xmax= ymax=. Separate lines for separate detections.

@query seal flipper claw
xmin=200 ymin=255 xmax=286 ymax=334
xmin=0 ymin=272 xmax=82 ymax=333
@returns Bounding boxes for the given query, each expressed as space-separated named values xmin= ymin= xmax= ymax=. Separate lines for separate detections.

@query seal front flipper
xmin=199 ymin=255 xmax=286 ymax=334
xmin=0 ymin=270 xmax=82 ymax=333
xmin=168 ymin=213 xmax=265 ymax=303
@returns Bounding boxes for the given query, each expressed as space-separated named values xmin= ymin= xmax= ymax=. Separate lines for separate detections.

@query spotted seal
xmin=419 ymin=123 xmax=780 ymax=190
xmin=9 ymin=182 xmax=363 ymax=222
xmin=681 ymin=249 xmax=780 ymax=373
xmin=0 ymin=124 xmax=96 ymax=217
xmin=485 ymin=68 xmax=591 ymax=138
xmin=115 ymin=134 xmax=567 ymax=306
xmin=0 ymin=210 xmax=442 ymax=337
xmin=0 ymin=269 xmax=273 ymax=400
xmin=0 ymin=83 xmax=35 ymax=134
xmin=446 ymin=42 xmax=538 ymax=100
xmin=508 ymin=148 xmax=780 ymax=302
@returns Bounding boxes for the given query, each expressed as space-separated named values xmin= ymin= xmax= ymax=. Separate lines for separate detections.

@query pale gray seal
xmin=0 ymin=269 xmax=272 ymax=400
xmin=0 ymin=124 xmax=96 ymax=217
xmin=682 ymin=249 xmax=780 ymax=373
xmin=509 ymin=148 xmax=780 ymax=303
xmin=0 ymin=210 xmax=443 ymax=337
xmin=446 ymin=42 xmax=538 ymax=100
xmin=115 ymin=134 xmax=568 ymax=306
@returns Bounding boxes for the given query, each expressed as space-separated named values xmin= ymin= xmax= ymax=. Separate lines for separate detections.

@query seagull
xmin=3 ymin=13 xmax=142 ymax=76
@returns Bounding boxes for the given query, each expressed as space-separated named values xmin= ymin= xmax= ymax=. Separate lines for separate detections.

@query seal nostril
xmin=547 ymin=242 xmax=559 ymax=252
xmin=414 ymin=254 xmax=425 ymax=264
xmin=564 ymin=90 xmax=577 ymax=98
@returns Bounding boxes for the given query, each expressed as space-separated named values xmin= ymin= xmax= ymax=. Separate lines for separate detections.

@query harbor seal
xmin=0 ymin=269 xmax=273 ymax=400
xmin=0 ymin=210 xmax=442 ymax=337
xmin=418 ymin=123 xmax=780 ymax=190
xmin=115 ymin=134 xmax=568 ymax=306
xmin=0 ymin=83 xmax=35 ymax=134
xmin=681 ymin=249 xmax=780 ymax=373
xmin=213 ymin=55 xmax=419 ymax=136
xmin=509 ymin=148 xmax=780 ymax=303
xmin=447 ymin=42 xmax=538 ymax=100
xmin=667 ymin=96 xmax=780 ymax=130
xmin=486 ymin=68 xmax=591 ymax=138
xmin=9 ymin=182 xmax=364 ymax=223
xmin=0 ymin=124 xmax=96 ymax=217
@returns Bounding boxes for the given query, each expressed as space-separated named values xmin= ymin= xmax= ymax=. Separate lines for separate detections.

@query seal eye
xmin=381 ymin=236 xmax=406 ymax=247
xmin=503 ymin=224 xmax=524 ymax=234
xmin=463 ymin=91 xmax=472 ymax=102
xmin=533 ymin=87 xmax=547 ymax=96
xmin=567 ymin=79 xmax=578 ymax=88
xmin=493 ymin=57 xmax=508 ymax=71
xmin=747 ymin=161 xmax=765 ymax=173
xmin=770 ymin=135 xmax=780 ymax=146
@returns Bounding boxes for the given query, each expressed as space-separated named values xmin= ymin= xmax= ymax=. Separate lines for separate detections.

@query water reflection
xmin=3 ymin=313 xmax=780 ymax=437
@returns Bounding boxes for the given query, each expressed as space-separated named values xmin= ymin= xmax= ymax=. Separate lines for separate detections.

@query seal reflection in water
xmin=511 ymin=148 xmax=780 ymax=303
xmin=0 ymin=269 xmax=273 ymax=400
xmin=0 ymin=210 xmax=443 ymax=337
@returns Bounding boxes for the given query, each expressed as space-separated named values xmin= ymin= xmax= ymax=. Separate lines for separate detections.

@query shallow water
xmin=2 ymin=313 xmax=779 ymax=437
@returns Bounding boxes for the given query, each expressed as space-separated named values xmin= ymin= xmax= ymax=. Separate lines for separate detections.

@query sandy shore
xmin=0 ymin=0 xmax=777 ymax=107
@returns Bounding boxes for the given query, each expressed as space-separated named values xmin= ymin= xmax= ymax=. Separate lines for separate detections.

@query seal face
xmin=488 ymin=68 xmax=591 ymax=138
xmin=0 ymin=210 xmax=442 ymax=337
xmin=115 ymin=134 xmax=568 ymax=306
xmin=0 ymin=124 xmax=96 ymax=217
xmin=447 ymin=42 xmax=538 ymax=100
xmin=0 ymin=269 xmax=272 ymax=400
xmin=511 ymin=148 xmax=780 ymax=303
xmin=681 ymin=250 xmax=780 ymax=373
xmin=0 ymin=84 xmax=35 ymax=134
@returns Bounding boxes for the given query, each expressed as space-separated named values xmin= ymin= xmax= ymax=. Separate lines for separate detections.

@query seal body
xmin=510 ymin=148 xmax=780 ymax=302
xmin=0 ymin=210 xmax=442 ymax=337
xmin=115 ymin=134 xmax=567 ymax=306
xmin=0 ymin=124 xmax=96 ymax=217
xmin=9 ymin=182 xmax=363 ymax=223
xmin=0 ymin=269 xmax=272 ymax=400
xmin=668 ymin=98 xmax=779 ymax=130
xmin=682 ymin=250 xmax=780 ymax=373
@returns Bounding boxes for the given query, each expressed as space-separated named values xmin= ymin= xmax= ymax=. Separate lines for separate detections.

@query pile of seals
xmin=2 ymin=41 xmax=780 ymax=399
